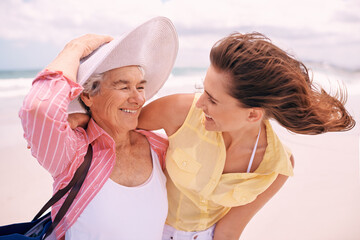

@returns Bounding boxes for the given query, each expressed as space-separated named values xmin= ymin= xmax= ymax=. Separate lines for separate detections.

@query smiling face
xmin=195 ymin=65 xmax=254 ymax=132
xmin=81 ymin=66 xmax=146 ymax=134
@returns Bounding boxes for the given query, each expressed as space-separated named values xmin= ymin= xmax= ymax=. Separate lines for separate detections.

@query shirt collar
xmin=255 ymin=120 xmax=294 ymax=176
xmin=86 ymin=118 xmax=113 ymax=145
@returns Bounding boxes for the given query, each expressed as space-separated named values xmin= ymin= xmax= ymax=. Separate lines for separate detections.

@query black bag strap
xmin=32 ymin=145 xmax=93 ymax=239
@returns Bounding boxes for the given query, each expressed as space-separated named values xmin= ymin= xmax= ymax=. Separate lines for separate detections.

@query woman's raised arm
xmin=47 ymin=34 xmax=113 ymax=82
xmin=20 ymin=34 xmax=113 ymax=177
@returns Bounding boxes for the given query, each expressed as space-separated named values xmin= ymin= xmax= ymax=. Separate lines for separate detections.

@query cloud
xmin=2 ymin=0 xmax=357 ymax=41
xmin=0 ymin=0 xmax=359 ymax=69
xmin=0 ymin=0 xmax=161 ymax=43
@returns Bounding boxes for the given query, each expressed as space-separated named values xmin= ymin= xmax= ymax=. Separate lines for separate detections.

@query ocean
xmin=2 ymin=66 xmax=350 ymax=106
xmin=1 ymin=65 xmax=360 ymax=100
xmin=0 ymin=67 xmax=206 ymax=100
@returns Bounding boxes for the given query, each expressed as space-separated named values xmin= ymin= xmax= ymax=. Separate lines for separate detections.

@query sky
xmin=0 ymin=0 xmax=359 ymax=71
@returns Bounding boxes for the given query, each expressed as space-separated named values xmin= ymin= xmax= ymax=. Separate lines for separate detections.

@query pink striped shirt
xmin=19 ymin=70 xmax=168 ymax=239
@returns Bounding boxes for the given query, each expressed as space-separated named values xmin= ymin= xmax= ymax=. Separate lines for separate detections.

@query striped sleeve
xmin=19 ymin=70 xmax=84 ymax=177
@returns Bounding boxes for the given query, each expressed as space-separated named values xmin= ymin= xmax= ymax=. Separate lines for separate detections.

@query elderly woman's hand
xmin=68 ymin=113 xmax=91 ymax=129
xmin=66 ymin=34 xmax=114 ymax=59
xmin=47 ymin=34 xmax=113 ymax=82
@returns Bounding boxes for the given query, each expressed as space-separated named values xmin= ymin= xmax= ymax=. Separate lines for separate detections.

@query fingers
xmin=46 ymin=34 xmax=113 ymax=82
xmin=80 ymin=34 xmax=114 ymax=59
xmin=66 ymin=34 xmax=114 ymax=59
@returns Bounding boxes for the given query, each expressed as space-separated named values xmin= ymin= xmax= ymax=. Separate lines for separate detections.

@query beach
xmin=0 ymin=66 xmax=359 ymax=239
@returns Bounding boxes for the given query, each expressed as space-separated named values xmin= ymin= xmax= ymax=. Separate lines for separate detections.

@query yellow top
xmin=165 ymin=93 xmax=294 ymax=231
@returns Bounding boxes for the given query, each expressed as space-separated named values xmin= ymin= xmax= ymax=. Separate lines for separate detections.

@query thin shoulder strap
xmin=32 ymin=145 xmax=93 ymax=238
xmin=247 ymin=126 xmax=261 ymax=173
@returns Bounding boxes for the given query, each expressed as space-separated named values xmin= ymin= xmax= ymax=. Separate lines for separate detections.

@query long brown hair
xmin=210 ymin=32 xmax=355 ymax=134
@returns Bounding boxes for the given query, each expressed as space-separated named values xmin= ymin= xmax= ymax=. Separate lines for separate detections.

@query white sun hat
xmin=68 ymin=16 xmax=178 ymax=113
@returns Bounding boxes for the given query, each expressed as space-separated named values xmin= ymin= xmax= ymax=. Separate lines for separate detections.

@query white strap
xmin=246 ymin=125 xmax=261 ymax=173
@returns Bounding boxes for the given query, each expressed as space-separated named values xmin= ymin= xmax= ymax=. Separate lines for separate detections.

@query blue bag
xmin=0 ymin=212 xmax=51 ymax=240
xmin=0 ymin=146 xmax=92 ymax=239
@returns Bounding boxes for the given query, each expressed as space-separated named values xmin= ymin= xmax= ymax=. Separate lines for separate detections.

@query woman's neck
xmin=222 ymin=121 xmax=264 ymax=151
xmin=91 ymin=117 xmax=135 ymax=148
xmin=113 ymin=131 xmax=133 ymax=148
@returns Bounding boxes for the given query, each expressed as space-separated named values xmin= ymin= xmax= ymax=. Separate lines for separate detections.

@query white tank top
xmin=65 ymin=148 xmax=168 ymax=240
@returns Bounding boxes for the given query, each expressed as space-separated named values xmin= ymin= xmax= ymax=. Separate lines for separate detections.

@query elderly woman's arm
xmin=47 ymin=34 xmax=113 ymax=82
xmin=19 ymin=34 xmax=112 ymax=177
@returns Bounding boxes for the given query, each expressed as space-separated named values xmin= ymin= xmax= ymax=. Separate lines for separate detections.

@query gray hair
xmin=78 ymin=66 xmax=145 ymax=114
xmin=82 ymin=73 xmax=104 ymax=96
xmin=78 ymin=73 xmax=104 ymax=114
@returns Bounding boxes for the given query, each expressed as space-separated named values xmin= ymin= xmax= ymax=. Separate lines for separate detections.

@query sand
xmin=0 ymin=93 xmax=359 ymax=240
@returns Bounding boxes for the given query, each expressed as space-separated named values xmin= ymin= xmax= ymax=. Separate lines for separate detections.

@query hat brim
xmin=68 ymin=16 xmax=178 ymax=113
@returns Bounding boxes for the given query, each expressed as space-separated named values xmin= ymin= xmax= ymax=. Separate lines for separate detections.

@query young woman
xmin=70 ymin=32 xmax=355 ymax=239
xmin=137 ymin=32 xmax=355 ymax=239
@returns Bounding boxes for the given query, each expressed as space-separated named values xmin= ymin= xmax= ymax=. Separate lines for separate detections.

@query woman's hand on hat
xmin=47 ymin=34 xmax=113 ymax=82
xmin=66 ymin=34 xmax=114 ymax=59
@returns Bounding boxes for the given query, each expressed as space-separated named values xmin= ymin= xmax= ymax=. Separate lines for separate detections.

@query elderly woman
xmin=19 ymin=17 xmax=178 ymax=240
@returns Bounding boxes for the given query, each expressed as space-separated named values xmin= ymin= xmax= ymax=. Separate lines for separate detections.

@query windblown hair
xmin=210 ymin=32 xmax=355 ymax=134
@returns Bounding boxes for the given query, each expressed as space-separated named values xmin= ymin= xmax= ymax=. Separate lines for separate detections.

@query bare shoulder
xmin=139 ymin=93 xmax=195 ymax=136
